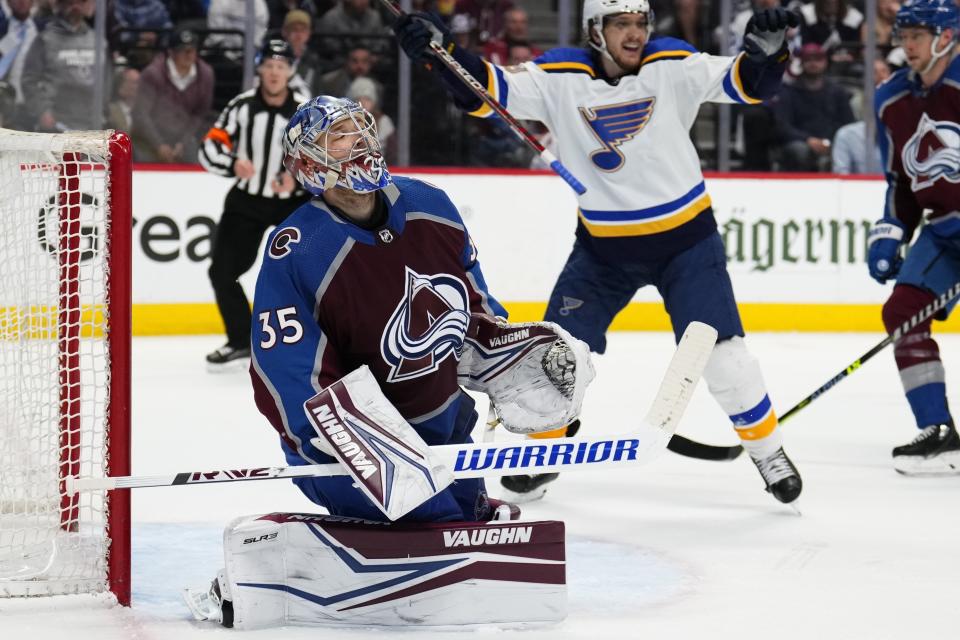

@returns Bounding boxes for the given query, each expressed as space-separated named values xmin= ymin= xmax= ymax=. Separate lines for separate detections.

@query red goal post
xmin=0 ymin=129 xmax=131 ymax=605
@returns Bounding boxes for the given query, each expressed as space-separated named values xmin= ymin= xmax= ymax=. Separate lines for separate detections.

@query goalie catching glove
xmin=458 ymin=314 xmax=595 ymax=434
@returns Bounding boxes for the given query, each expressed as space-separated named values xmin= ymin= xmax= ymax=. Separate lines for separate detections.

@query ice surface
xmin=1 ymin=332 xmax=958 ymax=639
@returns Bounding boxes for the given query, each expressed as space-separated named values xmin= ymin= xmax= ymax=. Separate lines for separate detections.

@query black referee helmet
xmin=255 ymin=39 xmax=296 ymax=67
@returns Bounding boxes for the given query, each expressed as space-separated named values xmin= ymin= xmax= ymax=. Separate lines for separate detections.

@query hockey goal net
xmin=0 ymin=129 xmax=131 ymax=604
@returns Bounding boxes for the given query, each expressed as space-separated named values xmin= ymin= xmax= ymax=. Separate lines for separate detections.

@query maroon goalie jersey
xmin=249 ymin=176 xmax=507 ymax=469
xmin=876 ymin=56 xmax=960 ymax=237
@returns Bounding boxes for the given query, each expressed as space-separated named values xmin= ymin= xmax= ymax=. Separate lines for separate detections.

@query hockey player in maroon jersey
xmin=183 ymin=96 xmax=593 ymax=628
xmin=870 ymin=0 xmax=960 ymax=474
xmin=249 ymin=95 xmax=593 ymax=521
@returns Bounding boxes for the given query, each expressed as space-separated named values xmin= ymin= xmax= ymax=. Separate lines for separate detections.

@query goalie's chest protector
xmin=311 ymin=178 xmax=483 ymax=429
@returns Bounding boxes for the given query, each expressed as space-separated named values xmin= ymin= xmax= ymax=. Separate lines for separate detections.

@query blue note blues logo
xmin=579 ymin=98 xmax=656 ymax=172
xmin=381 ymin=267 xmax=470 ymax=383
xmin=902 ymin=113 xmax=960 ymax=191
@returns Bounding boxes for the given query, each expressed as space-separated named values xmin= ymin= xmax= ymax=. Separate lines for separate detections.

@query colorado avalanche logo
xmin=579 ymin=98 xmax=655 ymax=172
xmin=380 ymin=267 xmax=470 ymax=383
xmin=269 ymin=226 xmax=301 ymax=259
xmin=901 ymin=113 xmax=960 ymax=191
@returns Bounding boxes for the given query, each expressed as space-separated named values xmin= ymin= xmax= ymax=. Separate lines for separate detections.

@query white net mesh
xmin=0 ymin=129 xmax=117 ymax=597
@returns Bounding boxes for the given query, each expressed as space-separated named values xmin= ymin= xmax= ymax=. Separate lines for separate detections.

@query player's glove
xmin=867 ymin=219 xmax=905 ymax=284
xmin=743 ymin=8 xmax=801 ymax=63
xmin=458 ymin=314 xmax=595 ymax=434
xmin=393 ymin=12 xmax=453 ymax=65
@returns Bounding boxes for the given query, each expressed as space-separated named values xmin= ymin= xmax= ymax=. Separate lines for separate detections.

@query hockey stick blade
xmin=642 ymin=321 xmax=718 ymax=438
xmin=667 ymin=434 xmax=743 ymax=461
xmin=662 ymin=280 xmax=960 ymax=462
xmin=66 ymin=323 xmax=717 ymax=493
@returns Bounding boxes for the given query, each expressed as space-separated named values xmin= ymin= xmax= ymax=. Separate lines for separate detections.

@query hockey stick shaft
xmin=69 ymin=433 xmax=664 ymax=493
xmin=380 ymin=0 xmax=586 ymax=195
xmin=778 ymin=279 xmax=960 ymax=424
xmin=69 ymin=322 xmax=717 ymax=494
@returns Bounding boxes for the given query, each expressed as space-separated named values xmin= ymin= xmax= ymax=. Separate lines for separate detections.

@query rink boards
xmin=125 ymin=167 xmax=959 ymax=335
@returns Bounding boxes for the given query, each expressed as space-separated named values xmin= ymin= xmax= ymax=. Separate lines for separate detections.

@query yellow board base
xmin=131 ymin=301 xmax=960 ymax=336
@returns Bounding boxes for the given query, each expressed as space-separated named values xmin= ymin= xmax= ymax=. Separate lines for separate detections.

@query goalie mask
xmin=282 ymin=96 xmax=392 ymax=196
xmin=582 ymin=0 xmax=654 ymax=60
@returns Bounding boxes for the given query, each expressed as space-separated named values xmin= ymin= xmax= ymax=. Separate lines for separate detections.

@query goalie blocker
xmin=185 ymin=513 xmax=566 ymax=629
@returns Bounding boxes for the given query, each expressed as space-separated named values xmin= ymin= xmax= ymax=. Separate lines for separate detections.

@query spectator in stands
xmin=206 ymin=0 xmax=269 ymax=58
xmin=449 ymin=13 xmax=475 ymax=51
xmin=868 ymin=0 xmax=901 ymax=49
xmin=657 ymin=0 xmax=715 ymax=53
xmin=281 ymin=8 xmax=321 ymax=96
xmin=770 ymin=42 xmax=854 ymax=171
xmin=831 ymin=58 xmax=891 ymax=174
xmin=113 ymin=0 xmax=171 ymax=40
xmin=466 ymin=42 xmax=540 ymax=168
xmin=113 ymin=0 xmax=172 ymax=68
xmin=267 ymin=0 xmax=322 ymax=30
xmin=317 ymin=0 xmax=387 ymax=61
xmin=133 ymin=27 xmax=214 ymax=162
xmin=482 ymin=7 xmax=540 ymax=64
xmin=108 ymin=66 xmax=138 ymax=134
xmin=31 ymin=0 xmax=55 ymax=26
xmin=315 ymin=44 xmax=381 ymax=98
xmin=454 ymin=0 xmax=514 ymax=44
xmin=0 ymin=0 xmax=39 ymax=125
xmin=346 ymin=75 xmax=395 ymax=162
xmin=718 ymin=0 xmax=782 ymax=55
xmin=797 ymin=0 xmax=864 ymax=67
xmin=165 ymin=0 xmax=206 ymax=27
xmin=22 ymin=0 xmax=111 ymax=131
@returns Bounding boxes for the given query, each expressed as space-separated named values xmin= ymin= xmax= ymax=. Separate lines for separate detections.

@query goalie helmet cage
xmin=0 ymin=129 xmax=131 ymax=606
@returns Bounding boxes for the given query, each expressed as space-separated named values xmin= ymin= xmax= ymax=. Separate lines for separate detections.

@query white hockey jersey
xmin=472 ymin=37 xmax=763 ymax=260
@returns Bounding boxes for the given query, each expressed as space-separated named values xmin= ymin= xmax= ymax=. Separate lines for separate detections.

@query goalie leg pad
xmin=703 ymin=336 xmax=782 ymax=458
xmin=214 ymin=513 xmax=567 ymax=629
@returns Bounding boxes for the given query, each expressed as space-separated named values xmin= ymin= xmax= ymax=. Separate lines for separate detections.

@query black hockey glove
xmin=393 ymin=12 xmax=453 ymax=65
xmin=743 ymin=8 xmax=801 ymax=63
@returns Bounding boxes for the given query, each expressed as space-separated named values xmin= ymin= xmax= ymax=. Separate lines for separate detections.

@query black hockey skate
xmin=892 ymin=422 xmax=960 ymax=476
xmin=750 ymin=447 xmax=802 ymax=504
xmin=205 ymin=344 xmax=251 ymax=371
xmin=499 ymin=420 xmax=580 ymax=502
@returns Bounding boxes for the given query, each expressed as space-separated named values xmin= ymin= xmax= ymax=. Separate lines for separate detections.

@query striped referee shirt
xmin=199 ymin=88 xmax=309 ymax=199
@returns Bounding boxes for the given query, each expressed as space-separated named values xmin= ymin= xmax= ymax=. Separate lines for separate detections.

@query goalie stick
xmin=380 ymin=0 xmax=586 ymax=195
xmin=666 ymin=279 xmax=960 ymax=462
xmin=66 ymin=322 xmax=717 ymax=494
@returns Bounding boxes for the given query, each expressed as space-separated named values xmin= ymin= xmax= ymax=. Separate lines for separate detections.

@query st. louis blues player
xmin=184 ymin=96 xmax=592 ymax=628
xmin=393 ymin=0 xmax=803 ymax=503
xmin=870 ymin=0 xmax=960 ymax=475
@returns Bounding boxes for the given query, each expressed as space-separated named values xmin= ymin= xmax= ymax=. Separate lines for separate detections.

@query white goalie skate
xmin=183 ymin=570 xmax=234 ymax=627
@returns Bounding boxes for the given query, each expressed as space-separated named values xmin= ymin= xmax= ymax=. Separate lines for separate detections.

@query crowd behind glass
xmin=0 ymin=0 xmax=915 ymax=171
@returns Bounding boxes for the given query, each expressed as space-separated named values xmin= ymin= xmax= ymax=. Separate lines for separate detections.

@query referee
xmin=199 ymin=39 xmax=310 ymax=369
